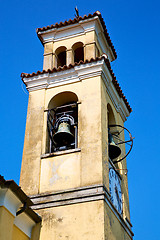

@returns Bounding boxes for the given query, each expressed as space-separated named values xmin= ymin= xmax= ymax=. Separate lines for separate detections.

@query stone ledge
xmin=30 ymin=185 xmax=108 ymax=208
xmin=41 ymin=148 xmax=81 ymax=159
xmin=30 ymin=184 xmax=108 ymax=207
xmin=30 ymin=184 xmax=133 ymax=238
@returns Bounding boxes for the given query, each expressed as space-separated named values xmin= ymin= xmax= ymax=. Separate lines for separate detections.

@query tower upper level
xmin=36 ymin=11 xmax=117 ymax=70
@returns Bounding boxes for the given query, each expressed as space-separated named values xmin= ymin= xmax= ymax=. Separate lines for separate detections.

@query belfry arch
xmin=47 ymin=91 xmax=79 ymax=153
xmin=48 ymin=91 xmax=78 ymax=109
xmin=55 ymin=46 xmax=67 ymax=67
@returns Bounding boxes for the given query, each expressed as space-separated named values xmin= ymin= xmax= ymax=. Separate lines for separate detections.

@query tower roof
xmin=36 ymin=11 xmax=117 ymax=60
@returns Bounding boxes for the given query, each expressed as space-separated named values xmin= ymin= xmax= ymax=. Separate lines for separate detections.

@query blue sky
xmin=0 ymin=0 xmax=160 ymax=239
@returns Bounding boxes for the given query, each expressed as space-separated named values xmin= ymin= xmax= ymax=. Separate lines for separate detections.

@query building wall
xmin=0 ymin=206 xmax=36 ymax=240
xmin=0 ymin=185 xmax=41 ymax=240
xmin=20 ymin=89 xmax=45 ymax=195
xmin=12 ymin=225 xmax=29 ymax=240
xmin=0 ymin=206 xmax=14 ymax=240
xmin=20 ymin=76 xmax=103 ymax=195
xmin=20 ymin=68 xmax=131 ymax=222
xmin=36 ymin=200 xmax=104 ymax=240
xmin=104 ymin=202 xmax=132 ymax=240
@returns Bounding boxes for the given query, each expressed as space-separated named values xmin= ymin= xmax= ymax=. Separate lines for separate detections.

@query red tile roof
xmin=21 ymin=56 xmax=132 ymax=113
xmin=36 ymin=11 xmax=117 ymax=59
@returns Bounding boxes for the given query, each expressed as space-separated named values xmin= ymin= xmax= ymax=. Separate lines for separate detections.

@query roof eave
xmin=36 ymin=11 xmax=117 ymax=59
xmin=21 ymin=56 xmax=131 ymax=113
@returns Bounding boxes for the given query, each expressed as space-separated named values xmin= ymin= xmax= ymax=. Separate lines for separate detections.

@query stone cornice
xmin=30 ymin=184 xmax=133 ymax=238
xmin=22 ymin=58 xmax=130 ymax=120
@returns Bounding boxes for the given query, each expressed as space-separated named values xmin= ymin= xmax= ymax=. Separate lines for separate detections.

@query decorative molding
xmin=38 ymin=17 xmax=96 ymax=42
xmin=30 ymin=184 xmax=133 ymax=238
xmin=43 ymin=52 xmax=53 ymax=56
xmin=23 ymin=59 xmax=130 ymax=120
xmin=30 ymin=184 xmax=108 ymax=209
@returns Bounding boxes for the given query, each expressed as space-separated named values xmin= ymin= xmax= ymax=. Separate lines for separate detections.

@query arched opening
xmin=107 ymin=104 xmax=121 ymax=161
xmin=48 ymin=91 xmax=78 ymax=109
xmin=107 ymin=104 xmax=116 ymax=126
xmin=72 ymin=42 xmax=84 ymax=63
xmin=55 ymin=46 xmax=66 ymax=67
xmin=47 ymin=92 xmax=79 ymax=153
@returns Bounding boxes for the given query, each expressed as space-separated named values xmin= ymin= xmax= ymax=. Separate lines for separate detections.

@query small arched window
xmin=55 ymin=46 xmax=66 ymax=67
xmin=47 ymin=92 xmax=78 ymax=153
xmin=72 ymin=42 xmax=84 ymax=63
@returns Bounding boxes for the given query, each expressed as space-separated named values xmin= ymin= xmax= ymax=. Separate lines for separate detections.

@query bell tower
xmin=20 ymin=11 xmax=134 ymax=240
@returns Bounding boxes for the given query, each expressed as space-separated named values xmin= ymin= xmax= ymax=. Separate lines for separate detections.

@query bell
xmin=108 ymin=131 xmax=121 ymax=160
xmin=53 ymin=122 xmax=74 ymax=147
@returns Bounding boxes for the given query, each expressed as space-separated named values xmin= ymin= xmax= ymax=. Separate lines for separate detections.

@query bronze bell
xmin=53 ymin=122 xmax=74 ymax=147
xmin=108 ymin=130 xmax=121 ymax=160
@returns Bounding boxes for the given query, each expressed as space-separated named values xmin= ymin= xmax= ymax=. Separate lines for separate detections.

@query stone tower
xmin=20 ymin=11 xmax=133 ymax=240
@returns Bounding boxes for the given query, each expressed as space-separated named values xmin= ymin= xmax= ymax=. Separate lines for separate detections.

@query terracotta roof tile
xmin=21 ymin=56 xmax=132 ymax=113
xmin=36 ymin=11 xmax=117 ymax=59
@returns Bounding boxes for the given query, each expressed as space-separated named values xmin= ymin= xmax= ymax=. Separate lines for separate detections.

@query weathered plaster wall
xmin=12 ymin=225 xmax=29 ymax=240
xmin=104 ymin=202 xmax=132 ymax=240
xmin=0 ymin=206 xmax=14 ymax=240
xmin=40 ymin=152 xmax=81 ymax=192
xmin=20 ymin=89 xmax=45 ymax=195
xmin=21 ymin=76 xmax=102 ymax=195
xmin=0 ymin=205 xmax=38 ymax=240
xmin=36 ymin=200 xmax=104 ymax=240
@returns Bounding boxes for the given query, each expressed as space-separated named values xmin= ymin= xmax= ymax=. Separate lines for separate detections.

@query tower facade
xmin=20 ymin=11 xmax=133 ymax=240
